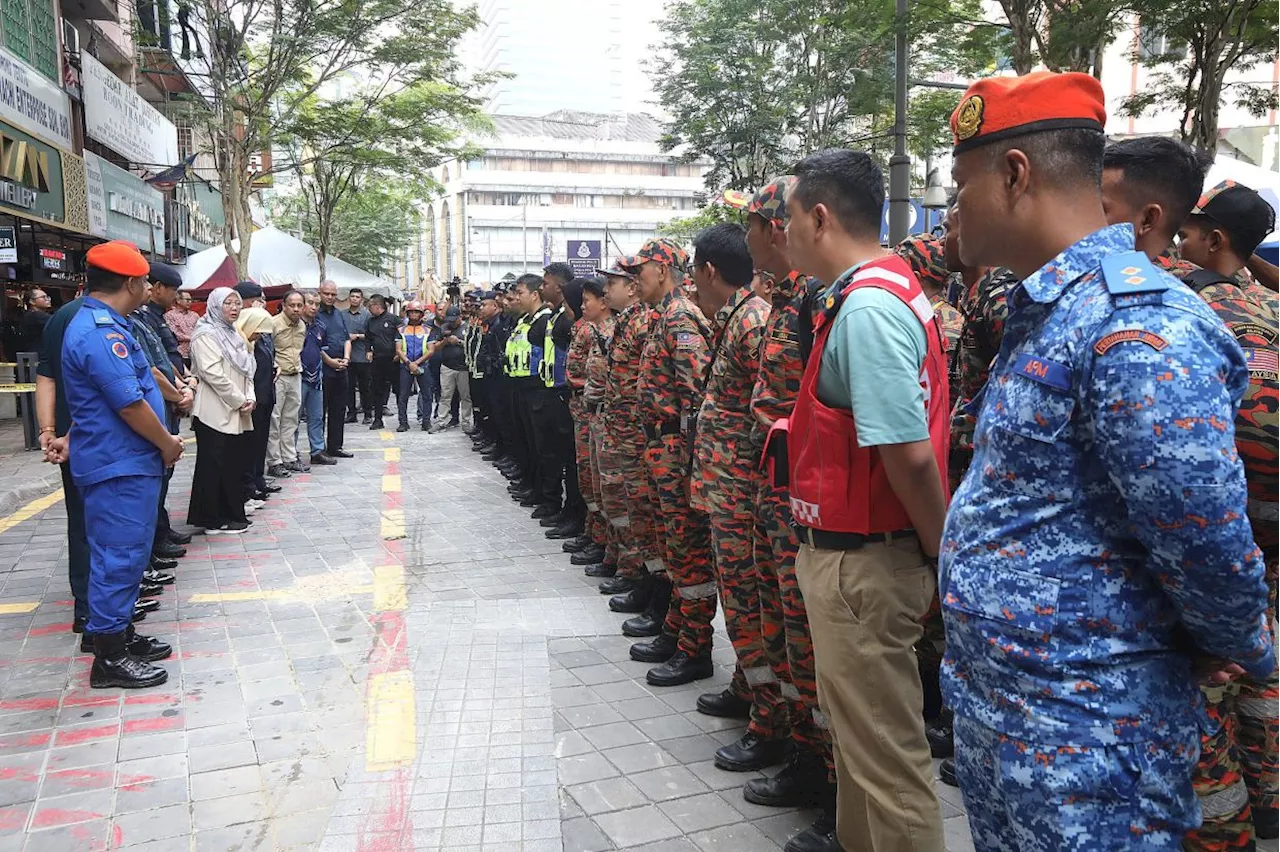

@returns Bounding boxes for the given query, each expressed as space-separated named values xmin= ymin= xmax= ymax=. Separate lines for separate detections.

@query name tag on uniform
xmin=1012 ymin=352 xmax=1071 ymax=392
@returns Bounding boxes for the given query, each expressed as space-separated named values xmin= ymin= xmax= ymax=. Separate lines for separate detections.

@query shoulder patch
xmin=92 ymin=310 xmax=114 ymax=325
xmin=675 ymin=332 xmax=700 ymax=351
xmin=110 ymin=340 xmax=130 ymax=359
xmin=1100 ymin=251 xmax=1168 ymax=297
xmin=104 ymin=331 xmax=125 ymax=341
xmin=1093 ymin=329 xmax=1169 ymax=355
xmin=1246 ymin=347 xmax=1279 ymax=380
xmin=1012 ymin=352 xmax=1072 ymax=391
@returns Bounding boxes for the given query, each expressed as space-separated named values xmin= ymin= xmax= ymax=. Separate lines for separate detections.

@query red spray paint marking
xmin=0 ymin=697 xmax=59 ymax=712
xmin=122 ymin=716 xmax=183 ymax=735
xmin=122 ymin=693 xmax=182 ymax=706
xmin=25 ymin=623 xmax=71 ymax=638
xmin=53 ymin=723 xmax=119 ymax=747
xmin=0 ymin=807 xmax=27 ymax=830
xmin=62 ymin=693 xmax=118 ymax=708
xmin=367 ymin=612 xmax=408 ymax=676
xmin=383 ymin=492 xmax=404 ymax=510
xmin=355 ymin=767 xmax=413 ymax=852
xmin=29 ymin=807 xmax=103 ymax=829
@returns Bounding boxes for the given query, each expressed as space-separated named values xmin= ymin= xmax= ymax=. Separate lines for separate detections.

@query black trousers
xmin=491 ymin=376 xmax=517 ymax=456
xmin=347 ymin=360 xmax=373 ymax=418
xmin=323 ymin=372 xmax=348 ymax=452
xmin=529 ymin=387 xmax=575 ymax=509
xmin=59 ymin=463 xmax=90 ymax=622
xmin=242 ymin=402 xmax=273 ymax=494
xmin=188 ymin=419 xmax=250 ymax=529
xmin=154 ymin=407 xmax=179 ymax=548
xmin=371 ymin=357 xmax=398 ymax=421
xmin=514 ymin=382 xmax=540 ymax=488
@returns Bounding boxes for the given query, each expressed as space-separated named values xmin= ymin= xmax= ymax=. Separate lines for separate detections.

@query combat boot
xmin=81 ymin=626 xmax=172 ymax=661
xmin=646 ymin=651 xmax=713 ymax=687
xmin=926 ymin=714 xmax=954 ymax=758
xmin=546 ymin=517 xmax=584 ymax=539
xmin=630 ymin=633 xmax=677 ymax=663
xmin=598 ymin=575 xmax=638 ymax=595
xmin=539 ymin=511 xmax=566 ymax=528
xmin=167 ymin=529 xmax=193 ymax=545
xmin=584 ymin=563 xmax=617 ymax=579
xmin=744 ymin=748 xmax=831 ymax=807
xmin=572 ymin=544 xmax=606 ymax=566
xmin=938 ymin=757 xmax=958 ymax=787
xmin=715 ymin=733 xmax=792 ymax=772
xmin=90 ymin=631 xmax=168 ymax=689
xmin=784 ymin=806 xmax=841 ymax=852
xmin=563 ymin=535 xmax=592 ymax=553
xmin=697 ymin=688 xmax=751 ymax=719
xmin=609 ymin=575 xmax=651 ymax=613
xmin=153 ymin=541 xmax=186 ymax=559
xmin=622 ymin=577 xmax=671 ymax=637
xmin=530 ymin=504 xmax=560 ymax=520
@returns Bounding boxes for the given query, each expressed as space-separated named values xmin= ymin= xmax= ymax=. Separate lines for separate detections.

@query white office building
xmin=393 ymin=111 xmax=711 ymax=290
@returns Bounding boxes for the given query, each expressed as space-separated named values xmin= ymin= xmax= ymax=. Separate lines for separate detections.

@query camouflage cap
xmin=619 ymin=238 xmax=689 ymax=273
xmin=595 ymin=260 xmax=636 ymax=280
xmin=893 ymin=233 xmax=948 ymax=292
xmin=722 ymin=177 xmax=793 ymax=226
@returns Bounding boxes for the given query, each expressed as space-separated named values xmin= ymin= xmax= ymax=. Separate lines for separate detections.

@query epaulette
xmin=92 ymin=309 xmax=114 ymax=325
xmin=1100 ymin=251 xmax=1168 ymax=300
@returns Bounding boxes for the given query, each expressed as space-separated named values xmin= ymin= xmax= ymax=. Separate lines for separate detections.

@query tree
xmin=1118 ymin=0 xmax=1279 ymax=155
xmin=272 ymin=179 xmax=422 ymax=276
xmin=657 ymin=202 xmax=744 ymax=244
xmin=180 ymin=0 xmax=486 ymax=277
xmin=994 ymin=0 xmax=1126 ymax=76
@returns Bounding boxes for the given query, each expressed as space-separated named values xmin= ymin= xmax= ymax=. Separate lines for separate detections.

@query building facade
xmin=392 ymin=111 xmax=710 ymax=289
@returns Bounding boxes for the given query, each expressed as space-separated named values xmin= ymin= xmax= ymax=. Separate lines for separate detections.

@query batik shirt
xmin=940 ymin=223 xmax=1274 ymax=749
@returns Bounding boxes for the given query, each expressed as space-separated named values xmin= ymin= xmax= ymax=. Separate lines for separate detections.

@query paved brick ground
xmin=0 ymin=420 xmax=1270 ymax=852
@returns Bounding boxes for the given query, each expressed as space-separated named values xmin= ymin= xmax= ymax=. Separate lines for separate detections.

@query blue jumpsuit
xmin=62 ymin=298 xmax=166 ymax=637
xmin=939 ymin=224 xmax=1276 ymax=851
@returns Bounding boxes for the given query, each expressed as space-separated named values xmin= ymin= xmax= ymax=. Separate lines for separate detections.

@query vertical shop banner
xmin=0 ymin=226 xmax=16 ymax=262
xmin=567 ymin=240 xmax=601 ymax=278
xmin=0 ymin=46 xmax=73 ymax=151
xmin=83 ymin=153 xmax=108 ymax=238
xmin=83 ymin=151 xmax=165 ymax=250
xmin=81 ymin=53 xmax=179 ymax=167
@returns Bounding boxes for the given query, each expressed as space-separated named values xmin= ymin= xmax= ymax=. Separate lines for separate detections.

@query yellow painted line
xmin=190 ymin=589 xmax=290 ymax=603
xmin=0 ymin=489 xmax=65 ymax=537
xmin=189 ymin=582 xmax=374 ymax=605
xmin=365 ymin=670 xmax=416 ymax=770
xmin=381 ymin=474 xmax=401 ymax=493
xmin=383 ymin=448 xmax=400 ymax=462
xmin=0 ymin=602 xmax=40 ymax=614
xmin=380 ymin=431 xmax=394 ymax=442
xmin=345 ymin=448 xmax=386 ymax=453
xmin=381 ymin=509 xmax=405 ymax=540
xmin=373 ymin=564 xmax=407 ymax=611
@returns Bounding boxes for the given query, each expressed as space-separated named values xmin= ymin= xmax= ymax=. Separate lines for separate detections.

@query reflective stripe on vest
xmin=506 ymin=307 xmax=551 ymax=378
xmin=541 ymin=305 xmax=569 ymax=388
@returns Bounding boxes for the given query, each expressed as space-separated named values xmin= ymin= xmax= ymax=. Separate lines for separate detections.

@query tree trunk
xmin=1001 ymin=0 xmax=1039 ymax=74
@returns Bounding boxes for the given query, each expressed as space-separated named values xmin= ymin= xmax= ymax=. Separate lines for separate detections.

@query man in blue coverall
xmin=940 ymin=72 xmax=1276 ymax=851
xmin=61 ymin=241 xmax=186 ymax=689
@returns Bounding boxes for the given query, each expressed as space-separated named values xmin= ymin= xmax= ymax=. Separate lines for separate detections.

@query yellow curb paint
xmin=383 ymin=448 xmax=400 ymax=462
xmin=0 ymin=602 xmax=40 ymax=615
xmin=373 ymin=564 xmax=407 ymax=612
xmin=381 ymin=509 xmax=405 ymax=540
xmin=189 ymin=584 xmax=374 ymax=605
xmin=0 ymin=489 xmax=65 ymax=537
xmin=381 ymin=474 xmax=402 ymax=493
xmin=380 ymin=431 xmax=394 ymax=441
xmin=365 ymin=670 xmax=416 ymax=770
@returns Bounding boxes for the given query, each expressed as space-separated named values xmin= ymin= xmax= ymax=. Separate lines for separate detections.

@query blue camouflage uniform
xmin=939 ymin=224 xmax=1275 ymax=852
xmin=63 ymin=298 xmax=167 ymax=637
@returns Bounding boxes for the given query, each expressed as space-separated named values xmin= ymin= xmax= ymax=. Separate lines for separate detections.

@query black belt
xmin=793 ymin=525 xmax=916 ymax=550
xmin=642 ymin=420 xmax=682 ymax=441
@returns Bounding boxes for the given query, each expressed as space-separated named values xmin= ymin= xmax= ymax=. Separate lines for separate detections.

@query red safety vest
xmin=787 ymin=255 xmax=951 ymax=534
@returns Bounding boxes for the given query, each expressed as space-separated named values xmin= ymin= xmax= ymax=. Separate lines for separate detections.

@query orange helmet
xmin=405 ymin=300 xmax=425 ymax=313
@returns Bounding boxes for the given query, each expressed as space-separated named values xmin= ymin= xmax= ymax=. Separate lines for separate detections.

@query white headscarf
xmin=192 ymin=287 xmax=255 ymax=376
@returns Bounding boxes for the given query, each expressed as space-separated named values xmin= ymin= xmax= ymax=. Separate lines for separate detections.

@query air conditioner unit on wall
xmin=62 ymin=20 xmax=79 ymax=55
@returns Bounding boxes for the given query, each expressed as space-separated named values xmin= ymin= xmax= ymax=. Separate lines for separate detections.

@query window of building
xmin=4 ymin=0 xmax=57 ymax=81
xmin=552 ymin=193 xmax=574 ymax=205
xmin=177 ymin=124 xmax=195 ymax=161
xmin=1137 ymin=24 xmax=1187 ymax=61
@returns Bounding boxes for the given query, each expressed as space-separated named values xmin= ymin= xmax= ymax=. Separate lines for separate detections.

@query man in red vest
xmin=784 ymin=148 xmax=950 ymax=852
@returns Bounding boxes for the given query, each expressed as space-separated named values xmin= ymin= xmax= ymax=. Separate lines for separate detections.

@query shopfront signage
xmin=0 ymin=226 xmax=17 ymax=262
xmin=83 ymin=151 xmax=165 ymax=250
xmin=81 ymin=53 xmax=178 ymax=167
xmin=39 ymin=247 xmax=65 ymax=271
xmin=176 ymin=178 xmax=224 ymax=250
xmin=0 ymin=121 xmax=64 ymax=224
xmin=0 ymin=46 xmax=73 ymax=152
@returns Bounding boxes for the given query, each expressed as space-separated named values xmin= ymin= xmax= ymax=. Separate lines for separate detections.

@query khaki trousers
xmin=796 ymin=537 xmax=944 ymax=852
xmin=267 ymin=371 xmax=302 ymax=467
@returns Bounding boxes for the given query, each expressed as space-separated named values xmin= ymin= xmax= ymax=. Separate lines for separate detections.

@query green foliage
xmin=272 ymin=180 xmax=422 ymax=276
xmin=1117 ymin=0 xmax=1278 ymax=155
xmin=656 ymin=203 xmax=746 ymax=244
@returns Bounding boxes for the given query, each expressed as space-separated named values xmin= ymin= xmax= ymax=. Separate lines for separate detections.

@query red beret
xmin=951 ymin=71 xmax=1106 ymax=155
xmin=86 ymin=240 xmax=150 ymax=277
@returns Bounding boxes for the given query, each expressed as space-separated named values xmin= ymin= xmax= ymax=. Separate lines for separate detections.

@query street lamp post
xmin=888 ymin=0 xmax=911 ymax=246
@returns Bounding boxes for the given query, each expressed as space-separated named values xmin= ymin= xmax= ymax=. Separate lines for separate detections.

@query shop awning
xmin=179 ymin=226 xmax=398 ymax=297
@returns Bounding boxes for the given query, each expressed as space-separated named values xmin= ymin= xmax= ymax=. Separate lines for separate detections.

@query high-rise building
xmin=467 ymin=0 xmax=664 ymax=116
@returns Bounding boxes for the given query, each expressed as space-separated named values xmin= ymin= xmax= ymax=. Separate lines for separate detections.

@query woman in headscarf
xmin=187 ymin=288 xmax=256 ymax=534
xmin=235 ymin=305 xmax=277 ymax=505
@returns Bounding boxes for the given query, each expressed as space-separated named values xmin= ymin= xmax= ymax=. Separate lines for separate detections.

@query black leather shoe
xmin=563 ymin=535 xmax=592 ymax=553
xmin=609 ymin=586 xmax=649 ymax=613
xmin=371 ymin=420 xmax=385 ymax=430
xmin=530 ymin=504 xmax=560 ymax=520
xmin=598 ymin=575 xmax=637 ymax=595
xmin=784 ymin=810 xmax=841 ymax=852
xmin=135 ymin=598 xmax=160 ymax=614
xmin=81 ymin=628 xmax=172 ymax=661
xmin=539 ymin=512 xmax=565 ymax=528
xmin=311 ymin=453 xmax=338 ymax=465
xmin=715 ymin=733 xmax=791 ymax=772
xmin=697 ymin=689 xmax=751 ymax=719
xmin=140 ymin=582 xmax=164 ymax=598
xmin=150 ymin=557 xmax=179 ymax=572
xmin=547 ymin=519 xmax=585 ymax=539
xmin=938 ymin=757 xmax=958 ymax=788
xmin=518 ymin=497 xmax=541 ymax=508
xmin=743 ymin=750 xmax=829 ymax=807
xmin=572 ymin=544 xmax=606 ymax=565
xmin=621 ymin=612 xmax=662 ymax=637
xmin=926 ymin=721 xmax=954 ymax=758
xmin=143 ymin=568 xmax=175 ymax=585
xmin=90 ymin=632 xmax=167 ymax=689
xmin=153 ymin=541 xmax=186 ymax=559
xmin=329 ymin=449 xmax=354 ymax=459
xmin=630 ymin=633 xmax=677 ymax=663
xmin=167 ymin=529 xmax=192 ymax=545
xmin=397 ymin=424 xmax=410 ymax=432
xmin=73 ymin=617 xmax=87 ymax=633
xmin=260 ymin=483 xmax=283 ymax=494
xmin=584 ymin=563 xmax=617 ymax=578
xmin=646 ymin=651 xmax=713 ymax=687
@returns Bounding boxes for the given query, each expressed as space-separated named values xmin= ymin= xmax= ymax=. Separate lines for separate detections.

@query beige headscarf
xmin=235 ymin=307 xmax=275 ymax=344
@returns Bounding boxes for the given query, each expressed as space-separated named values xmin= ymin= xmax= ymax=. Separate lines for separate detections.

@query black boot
xmin=609 ymin=575 xmax=652 ymax=612
xmin=630 ymin=632 xmax=677 ymax=663
xmin=938 ymin=757 xmax=958 ymax=787
xmin=167 ymin=529 xmax=192 ymax=545
xmin=715 ymin=733 xmax=792 ymax=772
xmin=744 ymin=749 xmax=830 ymax=807
xmin=926 ymin=716 xmax=954 ymax=759
xmin=530 ymin=504 xmax=560 ymax=520
xmin=572 ymin=544 xmax=606 ymax=566
xmin=784 ymin=807 xmax=841 ymax=852
xmin=621 ymin=576 xmax=671 ymax=635
xmin=90 ymin=631 xmax=168 ymax=689
xmin=621 ymin=612 xmax=662 ymax=637
xmin=80 ymin=626 xmax=172 ymax=661
xmin=697 ymin=688 xmax=751 ymax=719
xmin=646 ymin=651 xmax=714 ymax=687
xmin=153 ymin=541 xmax=186 ymax=559
xmin=584 ymin=563 xmax=617 ymax=579
xmin=598 ymin=575 xmax=637 ymax=595
xmin=546 ymin=518 xmax=585 ymax=539
xmin=563 ymin=535 xmax=592 ymax=553
xmin=539 ymin=512 xmax=566 ymax=528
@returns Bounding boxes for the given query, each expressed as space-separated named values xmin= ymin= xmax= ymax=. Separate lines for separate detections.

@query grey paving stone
xmin=566 ymin=777 xmax=648 ymax=816
xmin=688 ymin=822 xmax=782 ymax=851
xmin=110 ymin=802 xmax=192 ymax=846
xmin=657 ymin=793 xmax=745 ymax=834
xmin=594 ymin=805 xmax=683 ymax=848
xmin=629 ymin=766 xmax=712 ymax=803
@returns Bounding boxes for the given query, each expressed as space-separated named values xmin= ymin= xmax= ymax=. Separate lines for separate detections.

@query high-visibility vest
xmin=540 ymin=304 xmax=569 ymax=388
xmin=505 ymin=306 xmax=551 ymax=378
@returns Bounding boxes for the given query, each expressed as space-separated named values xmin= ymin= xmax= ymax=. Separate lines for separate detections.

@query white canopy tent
xmin=178 ymin=226 xmax=400 ymax=297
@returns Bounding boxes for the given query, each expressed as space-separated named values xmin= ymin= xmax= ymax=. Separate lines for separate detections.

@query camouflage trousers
xmin=598 ymin=414 xmax=658 ymax=579
xmin=955 ymin=715 xmax=1199 ymax=852
xmin=645 ymin=434 xmax=715 ymax=656
xmin=574 ymin=405 xmax=609 ymax=554
xmin=1185 ymin=544 xmax=1279 ymax=852
xmin=755 ymin=480 xmax=834 ymax=778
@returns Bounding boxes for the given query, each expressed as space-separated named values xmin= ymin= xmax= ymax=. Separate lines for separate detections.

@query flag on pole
xmin=145 ymin=154 xmax=198 ymax=191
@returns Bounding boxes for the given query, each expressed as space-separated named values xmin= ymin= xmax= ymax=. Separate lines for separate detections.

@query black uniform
xmin=367 ymin=311 xmax=402 ymax=424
